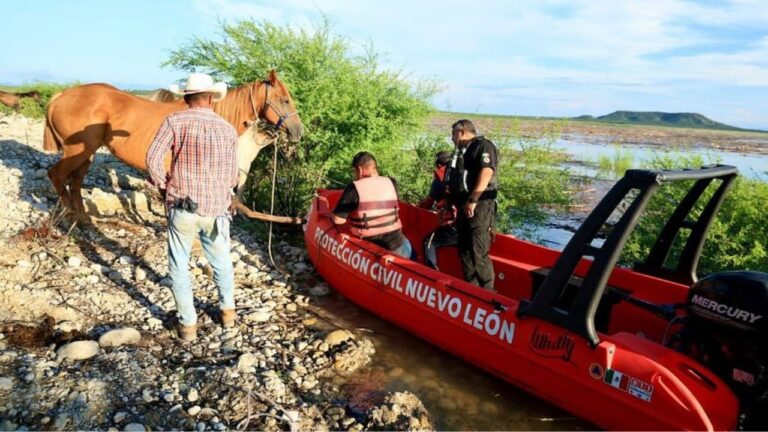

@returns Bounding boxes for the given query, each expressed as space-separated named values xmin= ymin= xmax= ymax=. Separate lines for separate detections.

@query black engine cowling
xmin=676 ymin=271 xmax=768 ymax=429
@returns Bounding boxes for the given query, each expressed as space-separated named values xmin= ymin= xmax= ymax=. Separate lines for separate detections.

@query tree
xmin=165 ymin=18 xmax=439 ymax=217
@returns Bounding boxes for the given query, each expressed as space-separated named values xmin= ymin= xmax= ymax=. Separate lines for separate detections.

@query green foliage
xmin=0 ymin=82 xmax=75 ymax=118
xmin=621 ymin=153 xmax=768 ymax=274
xmin=595 ymin=146 xmax=635 ymax=179
xmin=164 ymin=17 xmax=574 ymax=235
xmin=164 ymin=18 xmax=440 ymax=216
xmin=491 ymin=128 xmax=573 ymax=232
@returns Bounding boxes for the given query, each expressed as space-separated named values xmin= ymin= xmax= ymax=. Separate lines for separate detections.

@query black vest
xmin=445 ymin=136 xmax=498 ymax=204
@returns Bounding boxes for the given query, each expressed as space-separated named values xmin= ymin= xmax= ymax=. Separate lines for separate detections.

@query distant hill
xmin=574 ymin=111 xmax=742 ymax=131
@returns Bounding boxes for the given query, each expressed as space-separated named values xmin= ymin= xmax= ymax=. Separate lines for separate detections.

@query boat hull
xmin=304 ymin=190 xmax=739 ymax=431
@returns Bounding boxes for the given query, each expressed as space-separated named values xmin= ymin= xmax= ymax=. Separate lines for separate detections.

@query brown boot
xmin=221 ymin=309 xmax=236 ymax=328
xmin=177 ymin=324 xmax=197 ymax=342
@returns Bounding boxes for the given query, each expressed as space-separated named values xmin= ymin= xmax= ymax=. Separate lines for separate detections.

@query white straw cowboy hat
xmin=170 ymin=72 xmax=227 ymax=102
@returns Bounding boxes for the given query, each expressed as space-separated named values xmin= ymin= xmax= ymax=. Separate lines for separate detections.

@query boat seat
xmin=530 ymin=268 xmax=628 ymax=333
xmin=490 ymin=256 xmax=545 ymax=300
xmin=490 ymin=255 xmax=542 ymax=273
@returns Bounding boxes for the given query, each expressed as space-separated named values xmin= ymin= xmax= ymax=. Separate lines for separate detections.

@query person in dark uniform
xmin=331 ymin=152 xmax=414 ymax=259
xmin=446 ymin=119 xmax=498 ymax=290
xmin=419 ymin=150 xmax=458 ymax=270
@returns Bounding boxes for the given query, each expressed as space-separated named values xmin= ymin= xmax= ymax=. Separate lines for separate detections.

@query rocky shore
xmin=0 ymin=113 xmax=433 ymax=431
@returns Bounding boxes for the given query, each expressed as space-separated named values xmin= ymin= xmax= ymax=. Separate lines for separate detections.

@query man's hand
xmin=437 ymin=206 xmax=455 ymax=225
xmin=437 ymin=207 xmax=448 ymax=224
xmin=464 ymin=201 xmax=477 ymax=218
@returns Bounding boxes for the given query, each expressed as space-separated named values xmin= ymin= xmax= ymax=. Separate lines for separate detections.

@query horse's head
xmin=260 ymin=70 xmax=303 ymax=144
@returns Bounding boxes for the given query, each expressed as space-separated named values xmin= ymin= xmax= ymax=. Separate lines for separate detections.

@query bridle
xmin=250 ymin=81 xmax=297 ymax=132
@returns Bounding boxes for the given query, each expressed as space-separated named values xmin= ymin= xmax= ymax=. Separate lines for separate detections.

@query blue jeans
xmin=392 ymin=238 xmax=415 ymax=260
xmin=167 ymin=208 xmax=235 ymax=326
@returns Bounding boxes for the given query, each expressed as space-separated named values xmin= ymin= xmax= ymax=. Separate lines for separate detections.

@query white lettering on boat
xmin=690 ymin=294 xmax=762 ymax=324
xmin=313 ymin=227 xmax=516 ymax=344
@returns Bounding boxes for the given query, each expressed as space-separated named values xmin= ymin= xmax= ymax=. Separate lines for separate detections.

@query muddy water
xmin=312 ymin=293 xmax=592 ymax=431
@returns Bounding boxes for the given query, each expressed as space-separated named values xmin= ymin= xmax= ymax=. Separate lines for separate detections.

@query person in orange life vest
xmin=419 ymin=150 xmax=458 ymax=270
xmin=331 ymin=152 xmax=414 ymax=259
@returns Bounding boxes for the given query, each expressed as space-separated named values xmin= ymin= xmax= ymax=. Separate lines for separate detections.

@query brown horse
xmin=43 ymin=70 xmax=303 ymax=220
xmin=0 ymin=90 xmax=42 ymax=109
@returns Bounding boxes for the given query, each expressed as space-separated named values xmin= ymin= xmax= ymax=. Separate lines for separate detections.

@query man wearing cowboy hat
xmin=147 ymin=72 xmax=239 ymax=342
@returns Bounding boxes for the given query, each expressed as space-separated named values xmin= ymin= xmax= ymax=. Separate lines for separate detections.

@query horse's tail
xmin=43 ymin=92 xmax=63 ymax=152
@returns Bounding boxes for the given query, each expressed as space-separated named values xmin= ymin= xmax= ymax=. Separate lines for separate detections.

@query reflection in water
xmin=313 ymin=292 xmax=591 ymax=431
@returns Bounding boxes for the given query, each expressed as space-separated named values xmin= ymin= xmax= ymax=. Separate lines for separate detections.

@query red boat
xmin=304 ymin=165 xmax=767 ymax=430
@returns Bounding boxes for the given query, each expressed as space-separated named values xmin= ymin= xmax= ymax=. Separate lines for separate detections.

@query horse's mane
xmin=146 ymin=88 xmax=177 ymax=103
xmin=214 ymin=82 xmax=259 ymax=132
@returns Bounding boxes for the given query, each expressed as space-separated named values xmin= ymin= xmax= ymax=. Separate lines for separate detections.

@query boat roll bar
xmin=518 ymin=164 xmax=739 ymax=346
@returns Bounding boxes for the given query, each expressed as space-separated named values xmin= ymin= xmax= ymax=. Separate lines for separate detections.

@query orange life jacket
xmin=348 ymin=176 xmax=402 ymax=238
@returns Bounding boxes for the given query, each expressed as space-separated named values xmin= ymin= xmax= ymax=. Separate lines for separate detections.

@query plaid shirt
xmin=146 ymin=107 xmax=239 ymax=217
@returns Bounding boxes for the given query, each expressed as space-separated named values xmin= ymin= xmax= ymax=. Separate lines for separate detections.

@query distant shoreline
xmin=429 ymin=112 xmax=768 ymax=155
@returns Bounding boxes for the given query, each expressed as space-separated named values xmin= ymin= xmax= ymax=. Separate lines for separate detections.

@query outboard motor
xmin=673 ymin=271 xmax=768 ymax=430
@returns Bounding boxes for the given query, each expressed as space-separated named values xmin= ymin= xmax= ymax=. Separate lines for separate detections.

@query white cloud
xmin=188 ymin=0 xmax=768 ymax=128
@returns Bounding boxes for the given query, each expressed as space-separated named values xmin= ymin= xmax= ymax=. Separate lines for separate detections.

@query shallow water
xmin=313 ymin=293 xmax=591 ymax=431
xmin=558 ymin=139 xmax=768 ymax=181
xmin=535 ymin=139 xmax=768 ymax=248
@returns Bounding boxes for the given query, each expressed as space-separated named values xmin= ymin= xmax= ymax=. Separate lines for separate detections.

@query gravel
xmin=0 ymin=113 xmax=433 ymax=431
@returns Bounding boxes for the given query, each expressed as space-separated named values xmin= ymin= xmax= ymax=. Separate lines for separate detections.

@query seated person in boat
xmin=331 ymin=151 xmax=414 ymax=259
xmin=419 ymin=150 xmax=458 ymax=270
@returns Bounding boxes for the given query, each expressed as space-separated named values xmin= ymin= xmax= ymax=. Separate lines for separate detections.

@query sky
xmin=2 ymin=0 xmax=768 ymax=129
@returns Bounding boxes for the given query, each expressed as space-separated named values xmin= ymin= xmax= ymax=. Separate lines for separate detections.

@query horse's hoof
xmin=76 ymin=214 xmax=93 ymax=226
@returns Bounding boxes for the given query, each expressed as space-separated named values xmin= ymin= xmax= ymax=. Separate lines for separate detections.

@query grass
xmin=595 ymin=146 xmax=635 ymax=178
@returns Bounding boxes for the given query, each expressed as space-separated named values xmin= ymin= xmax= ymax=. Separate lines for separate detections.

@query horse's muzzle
xmin=287 ymin=121 xmax=303 ymax=143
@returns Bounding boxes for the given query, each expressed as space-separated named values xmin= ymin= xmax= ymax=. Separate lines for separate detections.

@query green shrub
xmin=165 ymin=17 xmax=574 ymax=235
xmin=165 ymin=18 xmax=439 ymax=216
xmin=595 ymin=145 xmax=635 ymax=179
xmin=621 ymin=153 xmax=768 ymax=274
xmin=0 ymin=82 xmax=75 ymax=118
xmin=495 ymin=134 xmax=573 ymax=232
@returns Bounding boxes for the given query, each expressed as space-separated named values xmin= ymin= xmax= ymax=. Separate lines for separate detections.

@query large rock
xmin=0 ymin=377 xmax=12 ymax=391
xmin=309 ymin=284 xmax=330 ymax=296
xmin=83 ymin=189 xmax=123 ymax=215
xmin=83 ymin=189 xmax=152 ymax=216
xmin=324 ymin=330 xmax=353 ymax=347
xmin=56 ymin=340 xmax=99 ymax=361
xmin=333 ymin=338 xmax=375 ymax=375
xmin=245 ymin=310 xmax=271 ymax=323
xmin=260 ymin=370 xmax=288 ymax=402
xmin=98 ymin=328 xmax=141 ymax=348
xmin=236 ymin=353 xmax=258 ymax=371
xmin=367 ymin=392 xmax=433 ymax=431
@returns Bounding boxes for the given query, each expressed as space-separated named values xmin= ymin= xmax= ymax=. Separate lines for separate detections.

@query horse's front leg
xmin=67 ymin=155 xmax=94 ymax=224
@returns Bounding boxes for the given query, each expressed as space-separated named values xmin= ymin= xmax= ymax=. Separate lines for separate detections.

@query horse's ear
xmin=268 ymin=69 xmax=278 ymax=85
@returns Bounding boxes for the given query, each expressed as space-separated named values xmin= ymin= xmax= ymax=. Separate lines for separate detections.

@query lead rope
xmin=267 ymin=140 xmax=279 ymax=270
xmin=250 ymin=82 xmax=280 ymax=271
